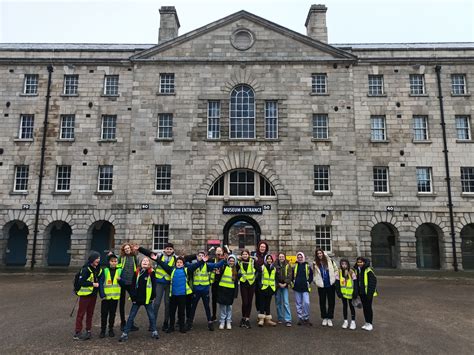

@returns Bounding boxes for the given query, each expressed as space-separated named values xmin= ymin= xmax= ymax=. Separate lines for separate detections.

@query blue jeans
xmin=123 ymin=303 xmax=156 ymax=334
xmin=275 ymin=288 xmax=292 ymax=322
xmin=294 ymin=291 xmax=310 ymax=321
xmin=190 ymin=290 xmax=211 ymax=322
xmin=219 ymin=304 xmax=232 ymax=323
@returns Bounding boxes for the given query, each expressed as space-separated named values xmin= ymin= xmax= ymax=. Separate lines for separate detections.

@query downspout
xmin=435 ymin=65 xmax=458 ymax=271
xmin=31 ymin=64 xmax=53 ymax=269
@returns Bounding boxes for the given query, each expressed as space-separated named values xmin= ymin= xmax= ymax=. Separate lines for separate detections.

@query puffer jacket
xmin=313 ymin=253 xmax=338 ymax=288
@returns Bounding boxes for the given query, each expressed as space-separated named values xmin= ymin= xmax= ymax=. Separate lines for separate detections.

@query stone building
xmin=0 ymin=5 xmax=473 ymax=270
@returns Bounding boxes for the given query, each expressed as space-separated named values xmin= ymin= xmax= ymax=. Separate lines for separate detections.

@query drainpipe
xmin=435 ymin=65 xmax=458 ymax=271
xmin=31 ymin=64 xmax=53 ymax=269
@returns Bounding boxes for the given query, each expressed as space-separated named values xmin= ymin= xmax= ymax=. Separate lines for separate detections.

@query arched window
xmin=230 ymin=85 xmax=255 ymax=139
xmin=208 ymin=170 xmax=276 ymax=198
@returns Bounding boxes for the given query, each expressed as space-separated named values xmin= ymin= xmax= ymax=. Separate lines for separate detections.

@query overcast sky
xmin=0 ymin=0 xmax=473 ymax=44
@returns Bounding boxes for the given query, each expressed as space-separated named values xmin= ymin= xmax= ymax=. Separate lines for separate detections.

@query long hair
xmin=120 ymin=242 xmax=136 ymax=257
xmin=227 ymin=257 xmax=238 ymax=281
xmin=314 ymin=248 xmax=328 ymax=268
xmin=339 ymin=258 xmax=351 ymax=279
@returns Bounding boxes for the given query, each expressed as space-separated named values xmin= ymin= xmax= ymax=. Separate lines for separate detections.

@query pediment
xmin=131 ymin=11 xmax=356 ymax=62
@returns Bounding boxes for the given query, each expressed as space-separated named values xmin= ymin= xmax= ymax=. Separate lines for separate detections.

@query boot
xmin=245 ymin=319 xmax=252 ymax=329
xmin=257 ymin=314 xmax=265 ymax=327
xmin=108 ymin=328 xmax=115 ymax=337
xmin=208 ymin=321 xmax=214 ymax=331
xmin=239 ymin=318 xmax=245 ymax=327
xmin=99 ymin=330 xmax=106 ymax=338
xmin=186 ymin=319 xmax=193 ymax=331
xmin=162 ymin=321 xmax=169 ymax=332
xmin=264 ymin=315 xmax=277 ymax=327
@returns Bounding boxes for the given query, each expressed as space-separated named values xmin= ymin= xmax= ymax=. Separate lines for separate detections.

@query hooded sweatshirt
xmin=355 ymin=258 xmax=377 ymax=297
xmin=292 ymin=252 xmax=313 ymax=293
xmin=255 ymin=241 xmax=269 ymax=268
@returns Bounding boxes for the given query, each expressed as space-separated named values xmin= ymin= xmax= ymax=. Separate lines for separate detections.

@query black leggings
xmin=169 ymin=295 xmax=187 ymax=329
xmin=318 ymin=285 xmax=336 ymax=319
xmin=119 ymin=284 xmax=133 ymax=324
xmin=342 ymin=298 xmax=355 ymax=320
xmin=259 ymin=291 xmax=273 ymax=315
xmin=360 ymin=294 xmax=373 ymax=324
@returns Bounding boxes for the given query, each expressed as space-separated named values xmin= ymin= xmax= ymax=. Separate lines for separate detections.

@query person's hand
xmin=215 ymin=269 xmax=220 ymax=275
xmin=150 ymin=252 xmax=157 ymax=261
xmin=203 ymin=255 xmax=209 ymax=262
xmin=208 ymin=246 xmax=215 ymax=252
xmin=107 ymin=251 xmax=113 ymax=256
xmin=93 ymin=282 xmax=99 ymax=288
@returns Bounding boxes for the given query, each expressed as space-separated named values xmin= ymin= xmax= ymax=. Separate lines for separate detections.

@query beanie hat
xmin=227 ymin=254 xmax=236 ymax=262
xmin=107 ymin=253 xmax=118 ymax=261
xmin=88 ymin=250 xmax=101 ymax=264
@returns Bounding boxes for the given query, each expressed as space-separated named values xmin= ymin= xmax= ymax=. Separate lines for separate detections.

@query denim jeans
xmin=153 ymin=283 xmax=170 ymax=326
xmin=123 ymin=303 xmax=156 ymax=334
xmin=294 ymin=291 xmax=310 ymax=320
xmin=219 ymin=304 xmax=232 ymax=323
xmin=190 ymin=290 xmax=211 ymax=322
xmin=275 ymin=287 xmax=292 ymax=322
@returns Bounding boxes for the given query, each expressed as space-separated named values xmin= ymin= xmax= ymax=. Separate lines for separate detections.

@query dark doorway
xmin=47 ymin=221 xmax=72 ymax=266
xmin=223 ymin=216 xmax=261 ymax=254
xmin=90 ymin=221 xmax=115 ymax=265
xmin=5 ymin=221 xmax=28 ymax=266
xmin=371 ymin=223 xmax=397 ymax=268
xmin=415 ymin=223 xmax=441 ymax=269
xmin=461 ymin=224 xmax=474 ymax=270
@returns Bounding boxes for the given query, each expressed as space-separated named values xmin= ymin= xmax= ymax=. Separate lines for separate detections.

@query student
xmin=156 ymin=254 xmax=204 ymax=333
xmin=217 ymin=254 xmax=239 ymax=330
xmin=354 ymin=257 xmax=378 ymax=331
xmin=335 ymin=258 xmax=358 ymax=330
xmin=237 ymin=249 xmax=256 ymax=329
xmin=74 ymin=251 xmax=102 ymax=340
xmin=99 ymin=253 xmax=121 ymax=338
xmin=313 ymin=248 xmax=338 ymax=327
xmin=188 ymin=251 xmax=226 ymax=331
xmin=210 ymin=246 xmax=226 ymax=321
xmin=275 ymin=252 xmax=293 ymax=326
xmin=292 ymin=252 xmax=313 ymax=326
xmin=253 ymin=241 xmax=269 ymax=316
xmin=257 ymin=254 xmax=277 ymax=327
xmin=119 ymin=257 xmax=159 ymax=342
xmin=117 ymin=243 xmax=139 ymax=332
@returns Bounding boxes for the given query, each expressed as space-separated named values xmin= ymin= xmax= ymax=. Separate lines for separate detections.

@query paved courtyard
xmin=0 ymin=272 xmax=473 ymax=354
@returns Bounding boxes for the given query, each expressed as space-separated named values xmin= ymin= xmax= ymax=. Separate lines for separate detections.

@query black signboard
xmin=223 ymin=206 xmax=263 ymax=214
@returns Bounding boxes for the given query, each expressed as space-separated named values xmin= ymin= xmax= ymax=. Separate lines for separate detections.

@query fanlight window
xmin=208 ymin=170 xmax=276 ymax=198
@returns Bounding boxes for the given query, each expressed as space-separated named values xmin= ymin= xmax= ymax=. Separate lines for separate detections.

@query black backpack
xmin=73 ymin=269 xmax=81 ymax=295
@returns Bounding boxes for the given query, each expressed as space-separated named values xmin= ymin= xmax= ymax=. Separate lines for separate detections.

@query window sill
xmin=417 ymin=192 xmax=437 ymax=197
xmin=94 ymin=191 xmax=113 ymax=196
xmin=312 ymin=191 xmax=333 ymax=196
xmin=204 ymin=138 xmax=281 ymax=143
xmin=60 ymin=94 xmax=79 ymax=98
xmin=370 ymin=139 xmax=390 ymax=144
xmin=155 ymin=138 xmax=174 ymax=142
xmin=19 ymin=93 xmax=38 ymax=97
xmin=456 ymin=139 xmax=473 ymax=144
xmin=451 ymin=93 xmax=471 ymax=97
xmin=52 ymin=191 xmax=71 ymax=195
xmin=56 ymin=138 xmax=75 ymax=143
xmin=100 ymin=94 xmax=120 ymax=98
xmin=412 ymin=140 xmax=432 ymax=144
xmin=97 ymin=139 xmax=117 ymax=143
xmin=14 ymin=138 xmax=34 ymax=143
xmin=10 ymin=191 xmax=28 ymax=195
xmin=311 ymin=138 xmax=331 ymax=143
xmin=156 ymin=92 xmax=176 ymax=96
xmin=367 ymin=94 xmax=387 ymax=98
xmin=310 ymin=92 xmax=329 ymax=96
xmin=409 ymin=94 xmax=428 ymax=97
xmin=153 ymin=191 xmax=172 ymax=195
xmin=373 ymin=192 xmax=393 ymax=197
xmin=461 ymin=193 xmax=474 ymax=198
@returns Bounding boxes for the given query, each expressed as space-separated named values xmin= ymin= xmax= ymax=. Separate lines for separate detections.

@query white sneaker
xmin=327 ymin=319 xmax=333 ymax=327
xmin=350 ymin=320 xmax=356 ymax=330
xmin=226 ymin=321 xmax=232 ymax=330
xmin=322 ymin=319 xmax=328 ymax=326
xmin=361 ymin=323 xmax=369 ymax=330
xmin=364 ymin=323 xmax=373 ymax=331
xmin=342 ymin=320 xmax=349 ymax=329
xmin=219 ymin=322 xmax=225 ymax=330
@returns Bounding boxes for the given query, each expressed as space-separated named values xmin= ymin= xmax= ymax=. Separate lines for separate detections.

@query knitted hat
xmin=107 ymin=253 xmax=118 ymax=261
xmin=88 ymin=250 xmax=101 ymax=264
xmin=227 ymin=254 xmax=236 ymax=262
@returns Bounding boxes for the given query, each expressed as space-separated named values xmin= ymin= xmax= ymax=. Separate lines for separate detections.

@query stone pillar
xmin=305 ymin=4 xmax=328 ymax=43
xmin=158 ymin=6 xmax=180 ymax=44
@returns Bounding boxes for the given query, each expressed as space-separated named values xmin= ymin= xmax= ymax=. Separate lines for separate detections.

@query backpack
xmin=73 ymin=269 xmax=82 ymax=295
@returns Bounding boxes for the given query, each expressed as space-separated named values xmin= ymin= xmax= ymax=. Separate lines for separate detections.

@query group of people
xmin=73 ymin=241 xmax=378 ymax=342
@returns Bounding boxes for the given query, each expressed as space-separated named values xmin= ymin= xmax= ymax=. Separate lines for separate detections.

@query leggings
xmin=342 ymin=298 xmax=355 ymax=320
xmin=360 ymin=294 xmax=373 ymax=324
xmin=240 ymin=284 xmax=255 ymax=318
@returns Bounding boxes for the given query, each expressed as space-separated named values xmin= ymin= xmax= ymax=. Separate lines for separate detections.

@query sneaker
xmin=361 ymin=323 xmax=369 ymax=330
xmin=109 ymin=328 xmax=115 ymax=337
xmin=73 ymin=332 xmax=81 ymax=340
xmin=82 ymin=331 xmax=91 ymax=341
xmin=322 ymin=319 xmax=328 ymax=326
xmin=219 ymin=322 xmax=225 ymax=330
xmin=305 ymin=320 xmax=313 ymax=326
xmin=99 ymin=330 xmax=106 ymax=338
xmin=239 ymin=318 xmax=245 ymax=328
xmin=151 ymin=331 xmax=160 ymax=339
xmin=350 ymin=320 xmax=356 ymax=330
xmin=130 ymin=324 xmax=139 ymax=332
xmin=245 ymin=319 xmax=252 ymax=329
xmin=297 ymin=319 xmax=303 ymax=326
xmin=327 ymin=319 xmax=333 ymax=327
xmin=119 ymin=333 xmax=128 ymax=342
xmin=277 ymin=320 xmax=283 ymax=324
xmin=166 ymin=326 xmax=175 ymax=334
xmin=226 ymin=321 xmax=232 ymax=330
xmin=162 ymin=323 xmax=169 ymax=332
xmin=286 ymin=322 xmax=292 ymax=327
xmin=208 ymin=322 xmax=214 ymax=331
xmin=179 ymin=327 xmax=187 ymax=334
xmin=364 ymin=323 xmax=373 ymax=331
xmin=342 ymin=320 xmax=349 ymax=329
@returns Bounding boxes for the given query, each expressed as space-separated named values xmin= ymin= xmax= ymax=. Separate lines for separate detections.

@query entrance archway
xmin=461 ymin=224 xmax=474 ymax=270
xmin=223 ymin=216 xmax=261 ymax=253
xmin=4 ymin=221 xmax=29 ymax=266
xmin=46 ymin=221 xmax=72 ymax=266
xmin=89 ymin=220 xmax=115 ymax=265
xmin=415 ymin=223 xmax=441 ymax=269
xmin=370 ymin=223 xmax=398 ymax=268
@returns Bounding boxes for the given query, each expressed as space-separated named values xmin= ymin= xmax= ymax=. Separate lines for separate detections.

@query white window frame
xmin=265 ymin=101 xmax=278 ymax=139
xmin=157 ymin=113 xmax=173 ymax=139
xmin=455 ymin=115 xmax=471 ymax=140
xmin=409 ymin=74 xmax=425 ymax=95
xmin=312 ymin=114 xmax=329 ymax=140
xmin=413 ymin=116 xmax=429 ymax=141
xmin=153 ymin=224 xmax=169 ymax=251
xmin=98 ymin=165 xmax=113 ymax=192
xmin=416 ymin=167 xmax=433 ymax=194
xmin=155 ymin=165 xmax=171 ymax=191
xmin=313 ymin=165 xmax=330 ymax=192
xmin=59 ymin=115 xmax=75 ymax=140
xmin=373 ymin=166 xmax=389 ymax=193
xmin=461 ymin=167 xmax=474 ymax=194
xmin=159 ymin=73 xmax=175 ymax=94
xmin=56 ymin=165 xmax=71 ymax=192
xmin=315 ymin=225 xmax=332 ymax=253
xmin=370 ymin=116 xmax=387 ymax=141
xmin=311 ymin=73 xmax=328 ymax=94
xmin=229 ymin=85 xmax=256 ymax=139
xmin=104 ymin=75 xmax=119 ymax=96
xmin=101 ymin=115 xmax=117 ymax=140
xmin=13 ymin=165 xmax=29 ymax=192
xmin=23 ymin=74 xmax=38 ymax=94
xmin=368 ymin=75 xmax=384 ymax=96
xmin=451 ymin=74 xmax=467 ymax=95
xmin=63 ymin=74 xmax=79 ymax=95
xmin=207 ymin=101 xmax=221 ymax=139
xmin=19 ymin=114 xmax=34 ymax=140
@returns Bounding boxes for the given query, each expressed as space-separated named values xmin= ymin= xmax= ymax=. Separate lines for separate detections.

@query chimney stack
xmin=158 ymin=6 xmax=180 ymax=44
xmin=305 ymin=4 xmax=328 ymax=43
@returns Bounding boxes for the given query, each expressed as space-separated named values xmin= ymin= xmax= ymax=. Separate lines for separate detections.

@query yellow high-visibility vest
xmin=103 ymin=267 xmax=122 ymax=300
xmin=77 ymin=267 xmax=102 ymax=296
xmin=293 ymin=263 xmax=312 ymax=292
xmin=136 ymin=271 xmax=153 ymax=304
xmin=364 ymin=267 xmax=378 ymax=297
xmin=339 ymin=270 xmax=353 ymax=299
xmin=218 ymin=266 xmax=235 ymax=289
xmin=261 ymin=267 xmax=276 ymax=292
xmin=239 ymin=260 xmax=256 ymax=285
xmin=194 ymin=263 xmax=210 ymax=287
xmin=155 ymin=255 xmax=175 ymax=282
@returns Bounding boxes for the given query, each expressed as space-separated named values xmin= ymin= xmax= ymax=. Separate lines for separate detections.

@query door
xmin=90 ymin=221 xmax=114 ymax=265
xmin=223 ymin=216 xmax=261 ymax=254
xmin=371 ymin=223 xmax=397 ymax=268
xmin=5 ymin=222 xmax=28 ymax=266
xmin=461 ymin=224 xmax=474 ymax=270
xmin=416 ymin=224 xmax=440 ymax=269
xmin=47 ymin=222 xmax=72 ymax=266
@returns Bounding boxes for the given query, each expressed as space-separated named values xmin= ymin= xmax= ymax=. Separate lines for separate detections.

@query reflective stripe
xmin=194 ymin=264 xmax=210 ymax=286
xmin=218 ymin=266 xmax=235 ymax=289
xmin=364 ymin=267 xmax=378 ymax=297
xmin=238 ymin=260 xmax=256 ymax=285
xmin=261 ymin=267 xmax=276 ymax=292
xmin=103 ymin=268 xmax=122 ymax=300
xmin=155 ymin=255 xmax=175 ymax=282
xmin=170 ymin=268 xmax=192 ymax=295
xmin=339 ymin=270 xmax=353 ymax=299
xmin=136 ymin=272 xmax=153 ymax=304
xmin=77 ymin=267 xmax=102 ymax=296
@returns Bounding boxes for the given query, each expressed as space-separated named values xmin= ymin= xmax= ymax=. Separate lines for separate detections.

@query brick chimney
xmin=158 ymin=6 xmax=180 ymax=44
xmin=305 ymin=4 xmax=328 ymax=43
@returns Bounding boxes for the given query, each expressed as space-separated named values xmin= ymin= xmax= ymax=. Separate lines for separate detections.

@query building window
xmin=14 ymin=165 xmax=29 ymax=192
xmin=98 ymin=165 xmax=113 ymax=192
xmin=260 ymin=175 xmax=276 ymax=196
xmin=230 ymin=170 xmax=254 ymax=196
xmin=153 ymin=224 xmax=169 ymax=250
xmin=59 ymin=115 xmax=75 ymax=140
xmin=416 ymin=167 xmax=433 ymax=193
xmin=158 ymin=113 xmax=173 ymax=139
xmin=313 ymin=165 xmax=330 ymax=192
xmin=409 ymin=74 xmax=425 ymax=95
xmin=455 ymin=115 xmax=471 ymax=140
xmin=209 ymin=175 xmax=224 ymax=196
xmin=265 ymin=101 xmax=278 ymax=139
xmin=159 ymin=73 xmax=175 ymax=94
xmin=63 ymin=74 xmax=78 ymax=95
xmin=23 ymin=74 xmax=38 ymax=94
xmin=230 ymin=85 xmax=255 ymax=139
xmin=451 ymin=74 xmax=467 ymax=95
xmin=312 ymin=73 xmax=327 ymax=94
xmin=56 ymin=165 xmax=71 ymax=192
xmin=315 ymin=225 xmax=332 ymax=252
xmin=312 ymin=114 xmax=329 ymax=139
xmin=207 ymin=101 xmax=220 ymax=139
xmin=368 ymin=75 xmax=384 ymax=96
xmin=413 ymin=116 xmax=429 ymax=141
xmin=370 ymin=116 xmax=386 ymax=141
xmin=19 ymin=114 xmax=34 ymax=139
xmin=461 ymin=167 xmax=474 ymax=193
xmin=373 ymin=167 xmax=389 ymax=193
xmin=104 ymin=75 xmax=119 ymax=95
xmin=101 ymin=115 xmax=117 ymax=140
xmin=156 ymin=165 xmax=171 ymax=191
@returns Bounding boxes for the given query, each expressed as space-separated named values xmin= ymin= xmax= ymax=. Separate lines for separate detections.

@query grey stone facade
xmin=0 ymin=6 xmax=473 ymax=270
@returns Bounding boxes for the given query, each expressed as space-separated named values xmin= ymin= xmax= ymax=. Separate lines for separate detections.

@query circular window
xmin=231 ymin=29 xmax=255 ymax=51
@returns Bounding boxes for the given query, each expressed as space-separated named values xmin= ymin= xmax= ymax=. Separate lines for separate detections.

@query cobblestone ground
xmin=0 ymin=273 xmax=473 ymax=354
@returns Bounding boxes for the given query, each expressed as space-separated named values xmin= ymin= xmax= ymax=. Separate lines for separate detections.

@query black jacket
xmin=78 ymin=263 xmax=102 ymax=296
xmin=130 ymin=269 xmax=157 ymax=305
xmin=354 ymin=258 xmax=377 ymax=297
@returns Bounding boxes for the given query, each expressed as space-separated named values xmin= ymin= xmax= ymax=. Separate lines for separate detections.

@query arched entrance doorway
xmin=461 ymin=224 xmax=474 ymax=270
xmin=415 ymin=223 xmax=441 ymax=269
xmin=89 ymin=220 xmax=115 ymax=265
xmin=223 ymin=216 xmax=261 ymax=253
xmin=46 ymin=221 xmax=72 ymax=266
xmin=370 ymin=223 xmax=398 ymax=268
xmin=4 ymin=221 xmax=29 ymax=266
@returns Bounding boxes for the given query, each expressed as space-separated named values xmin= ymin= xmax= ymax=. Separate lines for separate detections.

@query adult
xmin=313 ymin=248 xmax=338 ymax=327
xmin=253 ymin=241 xmax=269 ymax=315
xmin=354 ymin=257 xmax=378 ymax=331
xmin=117 ymin=243 xmax=139 ymax=332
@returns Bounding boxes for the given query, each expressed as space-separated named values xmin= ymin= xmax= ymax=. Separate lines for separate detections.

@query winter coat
xmin=275 ymin=260 xmax=293 ymax=287
xmin=130 ymin=268 xmax=156 ymax=305
xmin=292 ymin=262 xmax=313 ymax=293
xmin=313 ymin=254 xmax=338 ymax=288
xmin=78 ymin=263 xmax=102 ymax=296
xmin=216 ymin=265 xmax=239 ymax=305
xmin=354 ymin=258 xmax=377 ymax=297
